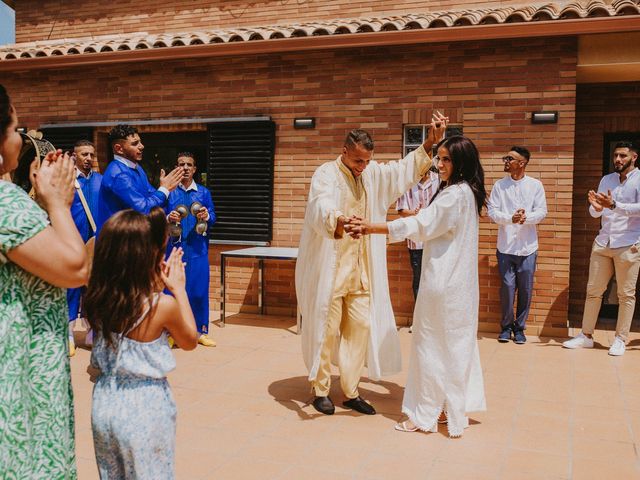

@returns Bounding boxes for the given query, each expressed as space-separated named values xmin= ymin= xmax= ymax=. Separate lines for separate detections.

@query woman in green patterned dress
xmin=0 ymin=84 xmax=89 ymax=479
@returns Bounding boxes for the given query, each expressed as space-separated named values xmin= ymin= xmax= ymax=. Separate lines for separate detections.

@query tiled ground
xmin=71 ymin=315 xmax=640 ymax=479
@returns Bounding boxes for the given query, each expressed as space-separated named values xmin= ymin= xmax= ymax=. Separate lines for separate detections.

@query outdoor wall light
xmin=531 ymin=111 xmax=558 ymax=124
xmin=293 ymin=117 xmax=316 ymax=129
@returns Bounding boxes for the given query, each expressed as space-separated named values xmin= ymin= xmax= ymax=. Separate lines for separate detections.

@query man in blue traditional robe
xmin=96 ymin=124 xmax=182 ymax=230
xmin=166 ymin=152 xmax=217 ymax=347
xmin=67 ymin=140 xmax=102 ymax=357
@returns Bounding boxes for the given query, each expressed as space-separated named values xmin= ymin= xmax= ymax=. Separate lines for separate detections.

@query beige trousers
xmin=582 ymin=241 xmax=640 ymax=342
xmin=313 ymin=292 xmax=370 ymax=399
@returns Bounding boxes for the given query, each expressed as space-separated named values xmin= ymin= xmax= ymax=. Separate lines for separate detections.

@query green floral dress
xmin=0 ymin=181 xmax=77 ymax=479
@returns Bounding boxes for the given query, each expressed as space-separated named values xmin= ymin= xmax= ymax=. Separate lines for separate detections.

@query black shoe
xmin=513 ymin=330 xmax=527 ymax=344
xmin=312 ymin=396 xmax=335 ymax=415
xmin=498 ymin=328 xmax=512 ymax=343
xmin=343 ymin=396 xmax=376 ymax=415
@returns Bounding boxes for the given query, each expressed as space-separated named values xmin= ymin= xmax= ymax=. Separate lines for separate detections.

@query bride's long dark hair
xmin=432 ymin=135 xmax=486 ymax=215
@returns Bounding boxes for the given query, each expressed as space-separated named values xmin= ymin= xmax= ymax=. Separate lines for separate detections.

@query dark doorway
xmin=133 ymin=131 xmax=208 ymax=188
xmin=599 ymin=132 xmax=640 ymax=320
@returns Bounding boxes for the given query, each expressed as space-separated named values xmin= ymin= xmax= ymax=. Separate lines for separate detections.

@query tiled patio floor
xmin=71 ymin=314 xmax=640 ymax=479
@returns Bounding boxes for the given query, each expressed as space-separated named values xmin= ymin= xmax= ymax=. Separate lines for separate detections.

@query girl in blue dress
xmin=85 ymin=207 xmax=198 ymax=479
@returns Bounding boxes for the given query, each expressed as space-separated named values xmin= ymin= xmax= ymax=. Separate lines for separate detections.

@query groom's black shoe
xmin=343 ymin=396 xmax=376 ymax=415
xmin=312 ymin=396 xmax=335 ymax=415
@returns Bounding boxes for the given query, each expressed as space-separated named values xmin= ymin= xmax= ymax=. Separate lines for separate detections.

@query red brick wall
xmin=570 ymin=82 xmax=640 ymax=323
xmin=15 ymin=0 xmax=542 ymax=43
xmin=2 ymin=37 xmax=577 ymax=334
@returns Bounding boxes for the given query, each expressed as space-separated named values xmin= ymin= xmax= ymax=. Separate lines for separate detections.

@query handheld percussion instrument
xmin=12 ymin=130 xmax=56 ymax=198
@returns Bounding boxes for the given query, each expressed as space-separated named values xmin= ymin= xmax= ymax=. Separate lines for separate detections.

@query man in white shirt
xmin=488 ymin=146 xmax=547 ymax=344
xmin=563 ymin=141 xmax=640 ymax=356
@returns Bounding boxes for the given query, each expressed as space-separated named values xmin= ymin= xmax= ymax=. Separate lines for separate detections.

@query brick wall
xmin=570 ymin=82 xmax=640 ymax=324
xmin=16 ymin=0 xmax=541 ymax=43
xmin=2 ymin=37 xmax=577 ymax=334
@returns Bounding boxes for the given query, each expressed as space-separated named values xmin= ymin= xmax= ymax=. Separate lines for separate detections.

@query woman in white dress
xmin=346 ymin=135 xmax=487 ymax=437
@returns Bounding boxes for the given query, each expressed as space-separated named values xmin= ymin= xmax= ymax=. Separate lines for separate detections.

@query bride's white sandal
xmin=394 ymin=420 xmax=419 ymax=432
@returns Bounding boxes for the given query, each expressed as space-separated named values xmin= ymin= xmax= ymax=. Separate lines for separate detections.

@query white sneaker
xmin=608 ymin=336 xmax=626 ymax=356
xmin=562 ymin=332 xmax=594 ymax=349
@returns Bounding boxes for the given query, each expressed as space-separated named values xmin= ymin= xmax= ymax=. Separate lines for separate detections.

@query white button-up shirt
xmin=591 ymin=168 xmax=640 ymax=248
xmin=178 ymin=180 xmax=198 ymax=192
xmin=487 ymin=175 xmax=547 ymax=256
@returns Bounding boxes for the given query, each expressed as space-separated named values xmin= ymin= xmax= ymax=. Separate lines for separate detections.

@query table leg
xmin=220 ymin=254 xmax=226 ymax=327
xmin=258 ymin=259 xmax=264 ymax=315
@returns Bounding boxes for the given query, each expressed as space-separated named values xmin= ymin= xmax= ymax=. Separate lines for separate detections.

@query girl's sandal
xmin=394 ymin=420 xmax=419 ymax=432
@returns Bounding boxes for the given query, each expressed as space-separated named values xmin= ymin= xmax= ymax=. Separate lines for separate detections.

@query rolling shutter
xmin=207 ymin=120 xmax=275 ymax=243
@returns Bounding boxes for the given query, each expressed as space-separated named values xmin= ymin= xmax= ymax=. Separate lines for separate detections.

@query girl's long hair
xmin=85 ymin=207 xmax=168 ymax=347
xmin=435 ymin=135 xmax=487 ymax=215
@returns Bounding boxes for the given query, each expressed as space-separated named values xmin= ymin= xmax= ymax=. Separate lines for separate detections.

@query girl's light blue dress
xmin=91 ymin=295 xmax=177 ymax=479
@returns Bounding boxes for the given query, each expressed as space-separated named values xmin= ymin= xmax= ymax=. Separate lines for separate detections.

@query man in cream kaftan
xmin=296 ymin=129 xmax=433 ymax=415
xmin=387 ymin=183 xmax=486 ymax=437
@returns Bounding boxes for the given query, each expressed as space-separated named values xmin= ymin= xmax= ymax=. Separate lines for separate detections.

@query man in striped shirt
xmin=396 ymin=169 xmax=440 ymax=329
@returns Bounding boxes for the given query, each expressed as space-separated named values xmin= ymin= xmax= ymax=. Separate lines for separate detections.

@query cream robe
xmin=296 ymin=146 xmax=431 ymax=382
xmin=387 ymin=183 xmax=486 ymax=437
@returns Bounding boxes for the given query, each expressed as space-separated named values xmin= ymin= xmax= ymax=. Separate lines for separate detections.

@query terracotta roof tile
xmin=0 ymin=0 xmax=638 ymax=61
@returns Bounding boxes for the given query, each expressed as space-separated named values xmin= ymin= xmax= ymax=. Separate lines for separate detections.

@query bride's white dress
xmin=388 ymin=182 xmax=486 ymax=437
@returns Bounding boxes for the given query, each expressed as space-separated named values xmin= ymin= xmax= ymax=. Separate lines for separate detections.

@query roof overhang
xmin=0 ymin=15 xmax=638 ymax=72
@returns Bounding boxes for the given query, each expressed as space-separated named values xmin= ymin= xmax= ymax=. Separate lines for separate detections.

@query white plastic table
xmin=219 ymin=247 xmax=301 ymax=332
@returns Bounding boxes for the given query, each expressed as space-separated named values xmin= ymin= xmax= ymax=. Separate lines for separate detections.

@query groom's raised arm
xmin=372 ymin=111 xmax=447 ymax=208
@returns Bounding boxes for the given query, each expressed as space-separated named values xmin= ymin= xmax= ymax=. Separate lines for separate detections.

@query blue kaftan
xmin=67 ymin=171 xmax=102 ymax=322
xmin=166 ymin=183 xmax=216 ymax=334
xmin=96 ymin=156 xmax=168 ymax=231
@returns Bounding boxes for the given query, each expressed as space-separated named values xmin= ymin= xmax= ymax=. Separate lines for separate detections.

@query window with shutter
xmin=403 ymin=124 xmax=464 ymax=157
xmin=207 ymin=120 xmax=276 ymax=244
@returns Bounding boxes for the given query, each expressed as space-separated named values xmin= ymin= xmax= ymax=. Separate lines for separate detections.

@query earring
xmin=0 ymin=154 xmax=3 ymax=169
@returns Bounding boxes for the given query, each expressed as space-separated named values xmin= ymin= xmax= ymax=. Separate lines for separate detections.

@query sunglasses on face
xmin=502 ymin=155 xmax=517 ymax=163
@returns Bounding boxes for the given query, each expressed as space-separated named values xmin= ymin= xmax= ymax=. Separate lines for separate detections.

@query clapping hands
xmin=512 ymin=209 xmax=526 ymax=224
xmin=159 ymin=166 xmax=184 ymax=192
xmin=588 ymin=189 xmax=614 ymax=211
xmin=161 ymin=247 xmax=186 ymax=294
xmin=33 ymin=149 xmax=76 ymax=211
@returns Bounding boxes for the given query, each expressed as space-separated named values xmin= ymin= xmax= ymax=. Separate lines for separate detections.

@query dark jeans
xmin=497 ymin=250 xmax=537 ymax=332
xmin=409 ymin=249 xmax=423 ymax=300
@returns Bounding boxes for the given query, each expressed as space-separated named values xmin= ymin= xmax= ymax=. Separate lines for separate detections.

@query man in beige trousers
xmin=296 ymin=114 xmax=447 ymax=415
xmin=564 ymin=141 xmax=640 ymax=356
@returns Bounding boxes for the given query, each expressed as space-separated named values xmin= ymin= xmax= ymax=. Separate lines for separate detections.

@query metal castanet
xmin=12 ymin=130 xmax=56 ymax=198
xmin=189 ymin=201 xmax=203 ymax=217
xmin=175 ymin=204 xmax=189 ymax=219
xmin=195 ymin=221 xmax=208 ymax=235
xmin=169 ymin=222 xmax=183 ymax=239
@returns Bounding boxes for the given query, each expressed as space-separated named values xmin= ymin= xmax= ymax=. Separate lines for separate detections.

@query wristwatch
xmin=610 ymin=200 xmax=617 ymax=210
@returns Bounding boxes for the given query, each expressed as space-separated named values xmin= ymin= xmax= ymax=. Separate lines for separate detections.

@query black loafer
xmin=343 ymin=396 xmax=376 ymax=415
xmin=312 ymin=396 xmax=335 ymax=415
